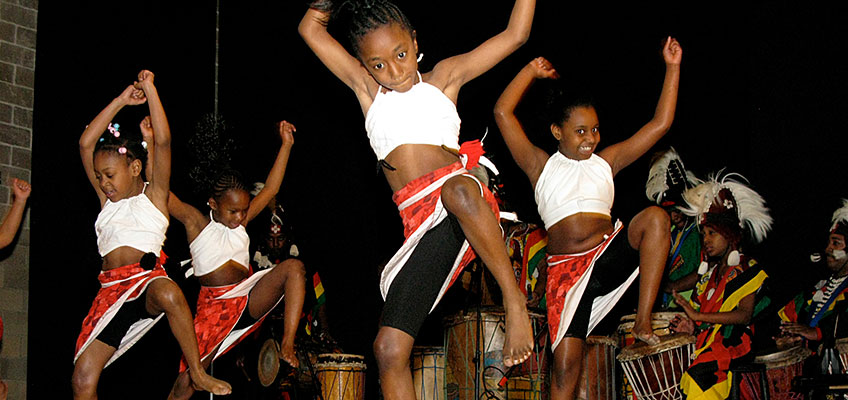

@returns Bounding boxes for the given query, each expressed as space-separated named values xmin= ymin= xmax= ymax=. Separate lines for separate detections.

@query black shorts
xmin=380 ymin=214 xmax=466 ymax=338
xmin=96 ymin=291 xmax=154 ymax=348
xmin=564 ymin=227 xmax=640 ymax=339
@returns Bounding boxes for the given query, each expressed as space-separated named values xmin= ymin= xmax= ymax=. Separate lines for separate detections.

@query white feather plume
xmin=831 ymin=199 xmax=848 ymax=231
xmin=645 ymin=147 xmax=700 ymax=204
xmin=679 ymin=171 xmax=772 ymax=243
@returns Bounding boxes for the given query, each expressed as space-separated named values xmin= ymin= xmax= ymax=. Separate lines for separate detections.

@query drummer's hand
xmin=780 ymin=322 xmax=819 ymax=341
xmin=670 ymin=314 xmax=695 ymax=334
xmin=673 ymin=290 xmax=700 ymax=321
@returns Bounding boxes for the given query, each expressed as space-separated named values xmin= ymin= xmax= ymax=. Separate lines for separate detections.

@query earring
xmin=727 ymin=250 xmax=741 ymax=266
xmin=417 ymin=53 xmax=424 ymax=62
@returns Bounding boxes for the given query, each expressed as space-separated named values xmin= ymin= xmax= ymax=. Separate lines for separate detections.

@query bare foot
xmin=0 ymin=379 xmax=7 ymax=400
xmin=502 ymin=299 xmax=534 ymax=367
xmin=189 ymin=369 xmax=232 ymax=396
xmin=279 ymin=338 xmax=299 ymax=368
xmin=633 ymin=322 xmax=660 ymax=346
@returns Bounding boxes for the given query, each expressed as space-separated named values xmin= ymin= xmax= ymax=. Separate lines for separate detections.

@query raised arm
xmin=246 ymin=121 xmax=295 ymax=224
xmin=168 ymin=192 xmax=209 ymax=243
xmin=599 ymin=37 xmax=682 ymax=176
xmin=298 ymin=6 xmax=374 ymax=107
xmin=432 ymin=0 xmax=535 ymax=98
xmin=494 ymin=57 xmax=556 ymax=186
xmin=0 ymin=178 xmax=31 ymax=248
xmin=79 ymin=85 xmax=146 ymax=205
xmin=139 ymin=116 xmax=155 ymax=183
xmin=136 ymin=70 xmax=172 ymax=213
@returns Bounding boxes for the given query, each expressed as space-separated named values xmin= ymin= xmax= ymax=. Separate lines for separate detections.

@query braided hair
xmin=335 ymin=0 xmax=415 ymax=57
xmin=93 ymin=122 xmax=148 ymax=171
xmin=188 ymin=113 xmax=246 ymax=201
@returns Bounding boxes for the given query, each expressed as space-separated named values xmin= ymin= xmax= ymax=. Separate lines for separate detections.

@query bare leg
xmin=627 ymin=206 xmax=670 ymax=343
xmin=440 ymin=175 xmax=534 ymax=366
xmin=374 ymin=326 xmax=416 ymax=400
xmin=247 ymin=259 xmax=306 ymax=367
xmin=550 ymin=337 xmax=585 ymax=400
xmin=71 ymin=340 xmax=115 ymax=400
xmin=145 ymin=279 xmax=232 ymax=396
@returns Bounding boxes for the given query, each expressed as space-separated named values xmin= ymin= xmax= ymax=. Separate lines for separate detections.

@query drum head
xmin=617 ymin=332 xmax=695 ymax=362
xmin=753 ymin=346 xmax=812 ymax=369
xmin=257 ymin=338 xmax=280 ymax=387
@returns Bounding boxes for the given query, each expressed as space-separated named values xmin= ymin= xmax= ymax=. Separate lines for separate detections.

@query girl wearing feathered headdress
xmin=670 ymin=173 xmax=772 ymax=400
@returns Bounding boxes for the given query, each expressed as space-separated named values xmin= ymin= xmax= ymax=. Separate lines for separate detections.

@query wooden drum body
xmin=616 ymin=332 xmax=695 ymax=400
xmin=751 ymin=346 xmax=811 ymax=400
xmin=444 ymin=307 xmax=548 ymax=400
xmin=578 ymin=336 xmax=618 ymax=400
xmin=315 ymin=353 xmax=366 ymax=400
xmin=411 ymin=346 xmax=446 ymax=400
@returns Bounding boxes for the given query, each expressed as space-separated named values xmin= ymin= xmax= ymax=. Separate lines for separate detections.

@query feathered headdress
xmin=831 ymin=199 xmax=848 ymax=238
xmin=679 ymin=171 xmax=772 ymax=245
xmin=645 ymin=147 xmax=700 ymax=208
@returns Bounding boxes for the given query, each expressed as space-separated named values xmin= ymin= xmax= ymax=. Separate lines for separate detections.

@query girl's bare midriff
xmin=197 ymin=261 xmax=251 ymax=287
xmin=382 ymin=144 xmax=461 ymax=192
xmin=101 ymin=247 xmax=150 ymax=271
xmin=545 ymin=213 xmax=616 ymax=255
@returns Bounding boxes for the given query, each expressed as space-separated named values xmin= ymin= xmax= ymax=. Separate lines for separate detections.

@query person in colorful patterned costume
xmin=671 ymin=173 xmax=772 ymax=400
xmin=645 ymin=148 xmax=702 ymax=309
xmin=777 ymin=199 xmax=848 ymax=353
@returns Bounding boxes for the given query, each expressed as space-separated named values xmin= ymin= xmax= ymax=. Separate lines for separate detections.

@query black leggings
xmin=96 ymin=291 xmax=154 ymax=348
xmin=380 ymin=214 xmax=466 ymax=338
xmin=564 ymin=229 xmax=640 ymax=339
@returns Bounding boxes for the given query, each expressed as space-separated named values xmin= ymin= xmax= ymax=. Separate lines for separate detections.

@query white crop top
xmin=95 ymin=185 xmax=168 ymax=257
xmin=365 ymin=72 xmax=461 ymax=160
xmin=535 ymin=152 xmax=615 ymax=230
xmin=189 ymin=212 xmax=250 ymax=277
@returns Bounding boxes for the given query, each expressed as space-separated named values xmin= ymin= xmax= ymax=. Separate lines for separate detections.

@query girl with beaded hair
xmin=299 ymin=0 xmax=537 ymax=398
xmin=166 ymin=120 xmax=305 ymax=400
xmin=74 ymin=70 xmax=230 ymax=399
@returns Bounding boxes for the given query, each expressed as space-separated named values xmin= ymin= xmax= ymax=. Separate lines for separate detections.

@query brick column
xmin=0 ymin=0 xmax=36 ymax=399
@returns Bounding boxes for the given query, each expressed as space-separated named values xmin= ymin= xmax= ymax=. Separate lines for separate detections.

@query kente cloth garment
xmin=506 ymin=225 xmax=548 ymax=304
xmin=179 ymin=268 xmax=279 ymax=371
xmin=663 ymin=222 xmax=702 ymax=309
xmin=74 ymin=252 xmax=168 ymax=367
xmin=681 ymin=257 xmax=768 ymax=400
xmin=545 ymin=221 xmax=639 ymax=349
xmin=778 ymin=273 xmax=848 ymax=344
xmin=379 ymin=160 xmax=499 ymax=311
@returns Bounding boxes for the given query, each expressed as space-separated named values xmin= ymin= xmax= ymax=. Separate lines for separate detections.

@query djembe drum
xmin=617 ymin=312 xmax=681 ymax=398
xmin=315 ymin=353 xmax=366 ymax=400
xmin=747 ymin=346 xmax=812 ymax=400
xmin=617 ymin=332 xmax=695 ymax=400
xmin=411 ymin=346 xmax=446 ymax=400
xmin=444 ymin=307 xmax=548 ymax=400
xmin=578 ymin=336 xmax=618 ymax=400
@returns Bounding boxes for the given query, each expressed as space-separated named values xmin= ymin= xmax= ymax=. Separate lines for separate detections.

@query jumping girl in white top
xmin=73 ymin=70 xmax=230 ymax=400
xmin=166 ymin=120 xmax=305 ymax=400
xmin=299 ymin=0 xmax=537 ymax=398
xmin=494 ymin=39 xmax=682 ymax=399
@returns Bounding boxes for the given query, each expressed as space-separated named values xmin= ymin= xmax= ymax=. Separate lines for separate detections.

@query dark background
xmin=28 ymin=1 xmax=848 ymax=398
